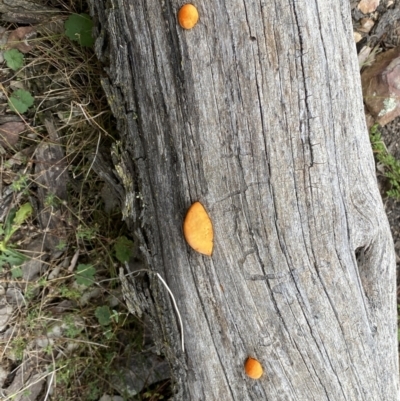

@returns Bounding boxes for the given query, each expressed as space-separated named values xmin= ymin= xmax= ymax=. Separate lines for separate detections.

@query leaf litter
xmin=0 ymin=3 xmax=169 ymax=401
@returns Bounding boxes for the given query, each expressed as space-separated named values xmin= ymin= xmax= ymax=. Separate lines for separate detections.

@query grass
xmin=0 ymin=2 xmax=168 ymax=400
xmin=370 ymin=124 xmax=400 ymax=353
xmin=370 ymin=123 xmax=400 ymax=200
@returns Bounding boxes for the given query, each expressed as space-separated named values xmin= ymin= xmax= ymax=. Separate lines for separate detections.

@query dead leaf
xmin=354 ymin=32 xmax=363 ymax=43
xmin=358 ymin=0 xmax=380 ymax=14
xmin=361 ymin=47 xmax=400 ymax=125
xmin=7 ymin=145 xmax=35 ymax=168
xmin=9 ymin=80 xmax=27 ymax=91
xmin=7 ymin=26 xmax=36 ymax=53
xmin=359 ymin=46 xmax=373 ymax=67
xmin=0 ymin=121 xmax=25 ymax=148
xmin=359 ymin=18 xmax=375 ymax=33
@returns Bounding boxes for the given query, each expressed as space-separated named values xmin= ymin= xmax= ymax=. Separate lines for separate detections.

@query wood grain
xmin=0 ymin=0 xmax=58 ymax=23
xmin=89 ymin=0 xmax=399 ymax=399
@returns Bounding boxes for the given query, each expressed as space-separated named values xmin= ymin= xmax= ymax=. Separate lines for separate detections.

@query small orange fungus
xmin=245 ymin=357 xmax=263 ymax=379
xmin=178 ymin=4 xmax=199 ymax=29
xmin=183 ymin=201 xmax=213 ymax=256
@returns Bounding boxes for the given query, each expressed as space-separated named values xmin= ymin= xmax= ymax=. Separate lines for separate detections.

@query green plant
xmin=24 ymin=283 xmax=37 ymax=301
xmin=59 ymin=285 xmax=81 ymax=300
xmin=95 ymin=306 xmax=121 ymax=327
xmin=76 ymin=224 xmax=98 ymax=241
xmin=75 ymin=263 xmax=96 ymax=286
xmin=63 ymin=314 xmax=84 ymax=338
xmin=0 ymin=202 xmax=32 ymax=268
xmin=95 ymin=305 xmax=112 ymax=326
xmin=64 ymin=13 xmax=94 ymax=47
xmin=8 ymin=89 xmax=34 ymax=114
xmin=26 ymin=309 xmax=41 ymax=329
xmin=56 ymin=239 xmax=68 ymax=251
xmin=86 ymin=382 xmax=101 ymax=401
xmin=11 ymin=266 xmax=23 ymax=278
xmin=114 ymin=235 xmax=134 ymax=263
xmin=44 ymin=192 xmax=59 ymax=207
xmin=370 ymin=124 xmax=400 ymax=199
xmin=11 ymin=337 xmax=27 ymax=361
xmin=4 ymin=48 xmax=24 ymax=70
xmin=43 ymin=344 xmax=53 ymax=355
xmin=11 ymin=173 xmax=30 ymax=193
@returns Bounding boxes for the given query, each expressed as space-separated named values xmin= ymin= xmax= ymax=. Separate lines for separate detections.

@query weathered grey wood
xmin=89 ymin=0 xmax=400 ymax=399
xmin=0 ymin=0 xmax=59 ymax=23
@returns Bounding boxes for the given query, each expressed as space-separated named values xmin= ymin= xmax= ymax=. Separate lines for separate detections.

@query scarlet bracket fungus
xmin=244 ymin=357 xmax=263 ymax=379
xmin=183 ymin=201 xmax=213 ymax=256
xmin=178 ymin=4 xmax=199 ymax=29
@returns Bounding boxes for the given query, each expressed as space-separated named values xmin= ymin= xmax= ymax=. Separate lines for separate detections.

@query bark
xmin=0 ymin=0 xmax=59 ymax=24
xmin=89 ymin=0 xmax=399 ymax=400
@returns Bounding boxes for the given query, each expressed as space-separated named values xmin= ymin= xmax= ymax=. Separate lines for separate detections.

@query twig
xmin=125 ymin=265 xmax=185 ymax=352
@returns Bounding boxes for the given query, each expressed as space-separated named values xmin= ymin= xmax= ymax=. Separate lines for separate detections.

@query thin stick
xmin=85 ymin=132 xmax=101 ymax=180
xmin=43 ymin=370 xmax=54 ymax=401
xmin=155 ymin=272 xmax=185 ymax=353
xmin=124 ymin=266 xmax=185 ymax=352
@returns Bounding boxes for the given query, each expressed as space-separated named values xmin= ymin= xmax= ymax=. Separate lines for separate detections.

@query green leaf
xmin=64 ymin=13 xmax=94 ymax=47
xmin=4 ymin=203 xmax=32 ymax=244
xmin=8 ymin=89 xmax=34 ymax=114
xmin=370 ymin=125 xmax=400 ymax=200
xmin=13 ymin=203 xmax=32 ymax=226
xmin=95 ymin=305 xmax=111 ymax=326
xmin=4 ymin=208 xmax=17 ymax=239
xmin=111 ymin=309 xmax=119 ymax=323
xmin=56 ymin=240 xmax=67 ymax=251
xmin=75 ymin=263 xmax=96 ymax=286
xmin=4 ymin=49 xmax=24 ymax=71
xmin=11 ymin=266 xmax=23 ymax=278
xmin=104 ymin=329 xmax=114 ymax=340
xmin=114 ymin=236 xmax=134 ymax=263
xmin=0 ymin=248 xmax=27 ymax=268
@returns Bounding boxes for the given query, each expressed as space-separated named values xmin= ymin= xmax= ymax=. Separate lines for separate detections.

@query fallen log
xmin=89 ymin=0 xmax=399 ymax=399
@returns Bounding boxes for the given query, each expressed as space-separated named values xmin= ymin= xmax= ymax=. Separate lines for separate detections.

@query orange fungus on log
xmin=245 ymin=357 xmax=263 ymax=379
xmin=178 ymin=4 xmax=199 ymax=29
xmin=183 ymin=201 xmax=213 ymax=256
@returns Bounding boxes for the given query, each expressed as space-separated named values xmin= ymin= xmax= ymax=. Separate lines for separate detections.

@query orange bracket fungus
xmin=183 ymin=201 xmax=213 ymax=256
xmin=244 ymin=357 xmax=263 ymax=379
xmin=178 ymin=4 xmax=199 ymax=29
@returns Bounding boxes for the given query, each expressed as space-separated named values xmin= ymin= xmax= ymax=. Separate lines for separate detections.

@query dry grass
xmin=0 ymin=2 xmax=168 ymax=400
